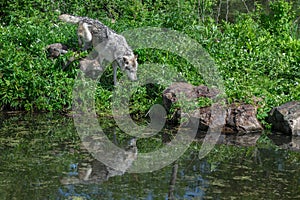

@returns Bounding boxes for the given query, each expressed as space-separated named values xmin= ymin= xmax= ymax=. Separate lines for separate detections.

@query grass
xmin=0 ymin=0 xmax=299 ymax=129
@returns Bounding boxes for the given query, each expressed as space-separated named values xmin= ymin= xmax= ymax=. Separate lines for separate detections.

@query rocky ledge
xmin=163 ymin=82 xmax=263 ymax=135
xmin=163 ymin=82 xmax=300 ymax=137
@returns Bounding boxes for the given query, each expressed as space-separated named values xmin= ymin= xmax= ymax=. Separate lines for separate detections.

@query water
xmin=0 ymin=113 xmax=299 ymax=199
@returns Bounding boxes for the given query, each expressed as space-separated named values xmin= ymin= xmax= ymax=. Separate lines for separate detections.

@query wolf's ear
xmin=123 ymin=56 xmax=128 ymax=61
xmin=123 ymin=56 xmax=129 ymax=64
xmin=134 ymin=54 xmax=138 ymax=60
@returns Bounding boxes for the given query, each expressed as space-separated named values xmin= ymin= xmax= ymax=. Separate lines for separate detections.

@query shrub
xmin=0 ymin=0 xmax=299 ymax=129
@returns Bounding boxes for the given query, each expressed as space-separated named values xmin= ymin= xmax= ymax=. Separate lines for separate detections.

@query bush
xmin=0 ymin=0 xmax=299 ymax=129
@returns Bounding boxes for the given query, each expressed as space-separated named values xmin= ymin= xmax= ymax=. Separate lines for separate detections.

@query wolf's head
xmin=122 ymin=55 xmax=138 ymax=81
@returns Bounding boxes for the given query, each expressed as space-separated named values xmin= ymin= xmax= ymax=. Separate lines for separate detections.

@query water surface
xmin=0 ymin=113 xmax=299 ymax=199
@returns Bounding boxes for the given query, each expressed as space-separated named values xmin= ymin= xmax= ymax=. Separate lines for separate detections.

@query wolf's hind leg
xmin=78 ymin=22 xmax=92 ymax=50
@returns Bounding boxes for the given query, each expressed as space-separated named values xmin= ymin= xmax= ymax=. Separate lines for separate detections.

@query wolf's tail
xmin=59 ymin=14 xmax=82 ymax=24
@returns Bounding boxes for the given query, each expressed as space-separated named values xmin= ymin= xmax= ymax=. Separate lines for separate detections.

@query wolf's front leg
xmin=113 ymin=62 xmax=118 ymax=86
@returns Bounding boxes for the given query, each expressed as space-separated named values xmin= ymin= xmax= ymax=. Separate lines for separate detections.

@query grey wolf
xmin=59 ymin=14 xmax=138 ymax=85
xmin=60 ymin=138 xmax=137 ymax=185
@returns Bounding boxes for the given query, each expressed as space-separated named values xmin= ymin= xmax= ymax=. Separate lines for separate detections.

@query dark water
xmin=0 ymin=113 xmax=299 ymax=200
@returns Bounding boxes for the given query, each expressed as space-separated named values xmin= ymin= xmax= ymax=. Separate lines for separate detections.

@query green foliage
xmin=0 ymin=15 xmax=76 ymax=111
xmin=259 ymin=0 xmax=295 ymax=37
xmin=1 ymin=0 xmax=299 ymax=130
xmin=211 ymin=1 xmax=299 ymax=125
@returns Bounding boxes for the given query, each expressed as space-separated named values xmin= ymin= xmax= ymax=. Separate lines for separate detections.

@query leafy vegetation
xmin=1 ymin=0 xmax=299 ymax=128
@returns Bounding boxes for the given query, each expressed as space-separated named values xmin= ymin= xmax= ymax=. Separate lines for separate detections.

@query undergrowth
xmin=0 ymin=0 xmax=299 ymax=128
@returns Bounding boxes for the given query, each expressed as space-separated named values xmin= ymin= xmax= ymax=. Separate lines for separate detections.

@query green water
xmin=0 ymin=113 xmax=299 ymax=199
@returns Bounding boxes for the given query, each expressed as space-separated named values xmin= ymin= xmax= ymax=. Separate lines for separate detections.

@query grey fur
xmin=59 ymin=14 xmax=138 ymax=85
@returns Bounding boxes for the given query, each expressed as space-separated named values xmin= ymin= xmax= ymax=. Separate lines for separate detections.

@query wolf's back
xmin=59 ymin=14 xmax=82 ymax=24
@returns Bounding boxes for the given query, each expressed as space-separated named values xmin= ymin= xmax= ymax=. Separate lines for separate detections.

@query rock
xmin=193 ymin=106 xmax=211 ymax=131
xmin=79 ymin=58 xmax=103 ymax=72
xmin=291 ymin=136 xmax=300 ymax=151
xmin=79 ymin=57 xmax=104 ymax=79
xmin=193 ymin=103 xmax=263 ymax=134
xmin=163 ymin=82 xmax=263 ymax=134
xmin=268 ymin=134 xmax=300 ymax=152
xmin=194 ymin=85 xmax=219 ymax=98
xmin=218 ymin=132 xmax=261 ymax=146
xmin=163 ymin=82 xmax=197 ymax=112
xmin=163 ymin=82 xmax=219 ymax=112
xmin=267 ymin=101 xmax=300 ymax=136
xmin=46 ymin=43 xmax=68 ymax=58
xmin=224 ymin=103 xmax=263 ymax=134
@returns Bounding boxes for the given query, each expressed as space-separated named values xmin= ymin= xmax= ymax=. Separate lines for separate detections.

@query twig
xmin=168 ymin=162 xmax=178 ymax=200
xmin=198 ymin=0 xmax=201 ymax=23
xmin=62 ymin=56 xmax=78 ymax=71
xmin=226 ymin=0 xmax=229 ymax=22
xmin=216 ymin=0 xmax=222 ymax=24
xmin=242 ymin=0 xmax=250 ymax=13
xmin=202 ymin=0 xmax=205 ymax=23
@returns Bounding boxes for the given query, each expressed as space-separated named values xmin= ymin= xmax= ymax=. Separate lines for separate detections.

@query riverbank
xmin=1 ymin=0 xmax=299 ymax=129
